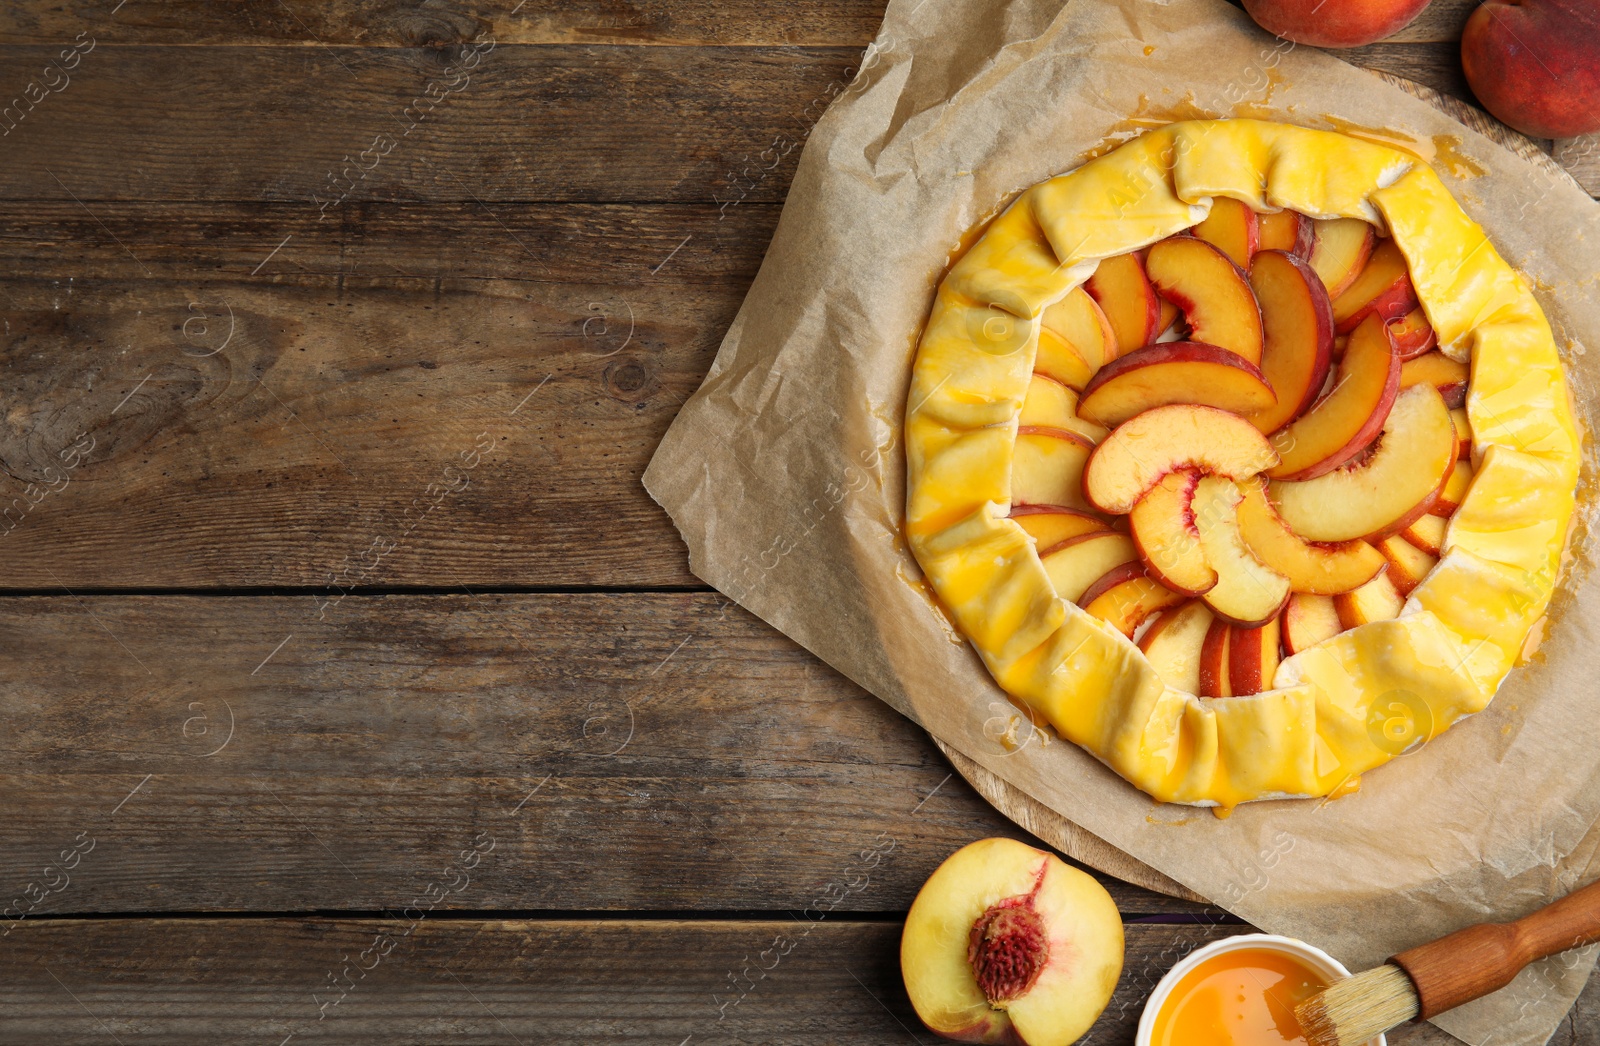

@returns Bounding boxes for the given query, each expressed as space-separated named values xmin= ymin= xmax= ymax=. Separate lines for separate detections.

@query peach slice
xmin=1198 ymin=618 xmax=1232 ymax=698
xmin=1334 ymin=571 xmax=1404 ymax=629
xmin=1244 ymin=249 xmax=1334 ymax=435
xmin=1192 ymin=197 xmax=1260 ymax=270
xmin=1012 ymin=430 xmax=1094 ymax=512
xmin=1267 ymin=312 xmax=1400 ymax=481
xmin=1041 ymin=531 xmax=1139 ymax=604
xmin=1036 ymin=327 xmax=1095 ymax=391
xmin=1138 ymin=599 xmax=1215 ymax=693
xmin=1145 ymin=237 xmax=1265 ymax=365
xmin=1330 ymin=239 xmax=1418 ymax=334
xmin=1129 ymin=469 xmax=1217 ymax=596
xmin=1388 ymin=307 xmax=1437 ymax=360
xmin=1270 ymin=383 xmax=1456 ymax=543
xmin=1020 ymin=374 xmax=1111 ymax=444
xmin=1401 ymin=351 xmax=1469 ymax=410
xmin=1282 ymin=593 xmax=1343 ymax=656
xmin=1375 ymin=534 xmax=1438 ymax=596
xmin=1085 ymin=253 xmax=1159 ymax=356
xmin=1084 ymin=404 xmax=1279 ymax=514
xmin=1041 ymin=287 xmax=1117 ymax=370
xmin=1307 ymin=217 xmax=1377 ymax=299
xmin=1076 ymin=343 xmax=1276 ymax=428
xmin=1012 ymin=507 xmax=1108 ymax=550
xmin=1258 ymin=209 xmax=1315 ymax=259
xmin=1402 ymin=513 xmax=1447 ymax=556
xmin=1193 ymin=476 xmax=1293 ymax=628
xmin=1156 ymin=297 xmax=1183 ymax=340
xmin=1080 ymin=563 xmax=1186 ymax=637
xmin=1235 ymin=477 xmax=1386 ymax=595
xmin=902 ymin=837 xmax=1123 ymax=1046
xmin=1229 ymin=617 xmax=1282 ymax=697
xmin=1449 ymin=407 xmax=1472 ymax=460
xmin=1430 ymin=460 xmax=1475 ymax=516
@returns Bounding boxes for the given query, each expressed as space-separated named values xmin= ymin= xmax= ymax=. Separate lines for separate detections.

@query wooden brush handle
xmin=1391 ymin=878 xmax=1600 ymax=1019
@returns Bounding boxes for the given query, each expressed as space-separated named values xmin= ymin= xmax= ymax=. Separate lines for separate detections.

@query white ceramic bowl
xmin=1134 ymin=932 xmax=1386 ymax=1046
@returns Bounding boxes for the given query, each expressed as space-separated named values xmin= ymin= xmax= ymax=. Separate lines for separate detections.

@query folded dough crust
xmin=904 ymin=119 xmax=1579 ymax=809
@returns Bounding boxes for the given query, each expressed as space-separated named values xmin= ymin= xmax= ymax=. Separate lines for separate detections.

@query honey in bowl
xmin=1149 ymin=946 xmax=1328 ymax=1045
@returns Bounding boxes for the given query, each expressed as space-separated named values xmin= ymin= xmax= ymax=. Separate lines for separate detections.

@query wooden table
xmin=0 ymin=2 xmax=1593 ymax=1042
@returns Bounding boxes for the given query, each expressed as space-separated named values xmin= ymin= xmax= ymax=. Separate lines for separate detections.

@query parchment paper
xmin=642 ymin=0 xmax=1600 ymax=1040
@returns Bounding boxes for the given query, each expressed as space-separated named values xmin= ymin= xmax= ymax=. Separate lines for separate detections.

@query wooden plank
xmin=0 ymin=593 xmax=1198 ymax=916
xmin=1341 ymin=41 xmax=1471 ymax=101
xmin=0 ymin=201 xmax=785 ymax=588
xmin=0 ymin=0 xmax=1486 ymax=48
xmin=0 ymin=916 xmax=1514 ymax=1044
xmin=0 ymin=44 xmax=855 ymax=204
xmin=0 ymin=0 xmax=891 ymax=48
xmin=1555 ymin=134 xmax=1600 ymax=196
xmin=1385 ymin=0 xmax=1479 ymax=42
xmin=0 ymin=39 xmax=1573 ymax=213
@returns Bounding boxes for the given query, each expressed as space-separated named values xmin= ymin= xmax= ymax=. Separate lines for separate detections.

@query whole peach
xmin=1462 ymin=0 xmax=1600 ymax=138
xmin=1240 ymin=0 xmax=1434 ymax=47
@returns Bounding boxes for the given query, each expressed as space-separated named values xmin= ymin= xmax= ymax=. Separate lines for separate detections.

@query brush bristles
xmin=1295 ymin=963 xmax=1421 ymax=1046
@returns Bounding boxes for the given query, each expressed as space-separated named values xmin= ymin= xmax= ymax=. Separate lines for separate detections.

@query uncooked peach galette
xmin=905 ymin=120 xmax=1578 ymax=809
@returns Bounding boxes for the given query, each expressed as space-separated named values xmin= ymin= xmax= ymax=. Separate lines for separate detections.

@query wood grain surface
xmin=0 ymin=201 xmax=763 ymax=588
xmin=0 ymin=917 xmax=1501 ymax=1045
xmin=1 ymin=0 xmax=1596 ymax=1042
xmin=0 ymin=593 xmax=1195 ymax=916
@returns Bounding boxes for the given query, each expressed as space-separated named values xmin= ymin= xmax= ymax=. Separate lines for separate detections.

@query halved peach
xmin=1080 ymin=563 xmax=1186 ymax=637
xmin=1041 ymin=531 xmax=1139 ymax=604
xmin=1450 ymin=407 xmax=1472 ymax=460
xmin=1229 ymin=617 xmax=1282 ymax=696
xmin=1430 ymin=460 xmax=1475 ymax=516
xmin=1244 ymin=249 xmax=1334 ymax=435
xmin=1083 ymin=404 xmax=1279 ymax=514
xmin=1041 ymin=286 xmax=1117 ymax=370
xmin=1235 ymin=477 xmax=1386 ymax=595
xmin=1375 ymin=534 xmax=1438 ymax=596
xmin=902 ymin=837 xmax=1124 ymax=1046
xmin=1388 ymin=307 xmax=1438 ymax=360
xmin=1258 ymin=209 xmax=1315 ymax=259
xmin=1085 ymin=253 xmax=1158 ymax=356
xmin=1036 ymin=327 xmax=1095 ymax=391
xmin=1193 ymin=476 xmax=1292 ymax=628
xmin=1013 ymin=430 xmax=1094 ymax=512
xmin=1138 ymin=599 xmax=1215 ymax=694
xmin=1267 ymin=312 xmax=1400 ymax=481
xmin=1307 ymin=217 xmax=1377 ymax=299
xmin=1192 ymin=197 xmax=1260 ymax=270
xmin=1401 ymin=351 xmax=1469 ymax=410
xmin=1129 ymin=469 xmax=1217 ymax=596
xmin=1334 ymin=571 xmax=1404 ymax=629
xmin=1020 ymin=374 xmax=1110 ymax=444
xmin=1198 ymin=618 xmax=1232 ymax=698
xmin=1145 ymin=237 xmax=1264 ymax=365
xmin=1331 ymin=239 xmax=1418 ymax=334
xmin=1270 ymin=383 xmax=1456 ymax=543
xmin=1282 ymin=593 xmax=1343 ymax=656
xmin=1402 ymin=513 xmax=1447 ymax=555
xmin=1076 ymin=343 xmax=1276 ymax=428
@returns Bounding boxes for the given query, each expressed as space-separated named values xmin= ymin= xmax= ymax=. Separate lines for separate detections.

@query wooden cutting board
xmin=937 ymin=72 xmax=1585 ymax=902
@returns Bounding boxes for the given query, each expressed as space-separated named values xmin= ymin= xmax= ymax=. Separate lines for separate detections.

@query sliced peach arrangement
xmin=1009 ymin=205 xmax=1471 ymax=700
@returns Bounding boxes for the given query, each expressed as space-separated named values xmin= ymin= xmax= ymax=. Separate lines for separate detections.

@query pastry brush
xmin=1295 ymin=877 xmax=1600 ymax=1046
